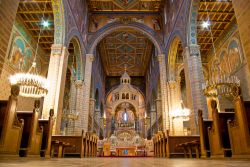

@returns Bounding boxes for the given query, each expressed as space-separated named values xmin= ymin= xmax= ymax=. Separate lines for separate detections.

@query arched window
xmin=126 ymin=93 xmax=129 ymax=99
xmin=122 ymin=93 xmax=125 ymax=99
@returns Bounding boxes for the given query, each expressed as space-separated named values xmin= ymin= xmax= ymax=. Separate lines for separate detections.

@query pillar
xmin=42 ymin=44 xmax=69 ymax=134
xmin=89 ymin=98 xmax=95 ymax=131
xmin=81 ymin=54 xmax=94 ymax=132
xmin=157 ymin=54 xmax=169 ymax=132
xmin=155 ymin=98 xmax=161 ymax=131
xmin=183 ymin=45 xmax=207 ymax=134
xmin=232 ymin=0 xmax=250 ymax=74
xmin=73 ymin=80 xmax=84 ymax=135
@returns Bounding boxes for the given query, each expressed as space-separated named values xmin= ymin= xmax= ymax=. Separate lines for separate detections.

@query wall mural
xmin=210 ymin=40 xmax=243 ymax=78
xmin=8 ymin=23 xmax=45 ymax=74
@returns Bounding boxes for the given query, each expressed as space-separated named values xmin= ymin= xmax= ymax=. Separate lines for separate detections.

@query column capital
xmin=168 ymin=80 xmax=177 ymax=89
xmin=75 ymin=80 xmax=83 ymax=88
xmin=86 ymin=54 xmax=95 ymax=62
xmin=189 ymin=44 xmax=200 ymax=56
xmin=51 ymin=44 xmax=68 ymax=56
xmin=157 ymin=54 xmax=165 ymax=62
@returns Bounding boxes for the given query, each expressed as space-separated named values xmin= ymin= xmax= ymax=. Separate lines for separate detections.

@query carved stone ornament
xmin=210 ymin=100 xmax=217 ymax=110
xmin=11 ymin=85 xmax=20 ymax=97
xmin=34 ymin=100 xmax=41 ymax=109
xmin=189 ymin=45 xmax=200 ymax=56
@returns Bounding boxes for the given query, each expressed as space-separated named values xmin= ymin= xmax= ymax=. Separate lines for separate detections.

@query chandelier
xmin=9 ymin=1 xmax=49 ymax=98
xmin=201 ymin=0 xmax=240 ymax=98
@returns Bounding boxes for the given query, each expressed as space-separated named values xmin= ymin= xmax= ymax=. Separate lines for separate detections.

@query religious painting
xmin=228 ymin=40 xmax=242 ymax=73
xmin=8 ymin=38 xmax=25 ymax=70
xmin=219 ymin=51 xmax=230 ymax=75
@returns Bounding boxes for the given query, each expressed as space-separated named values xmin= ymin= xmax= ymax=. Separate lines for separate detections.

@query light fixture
xmin=42 ymin=20 xmax=49 ymax=28
xmin=201 ymin=0 xmax=240 ymax=98
xmin=201 ymin=20 xmax=210 ymax=29
xmin=9 ymin=0 xmax=49 ymax=98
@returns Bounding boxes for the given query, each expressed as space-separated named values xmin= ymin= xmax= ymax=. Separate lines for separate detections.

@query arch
xmin=67 ymin=36 xmax=85 ymax=80
xmin=52 ymin=0 xmax=66 ymax=44
xmin=87 ymin=22 xmax=164 ymax=55
xmin=114 ymin=102 xmax=138 ymax=119
xmin=167 ymin=36 xmax=184 ymax=81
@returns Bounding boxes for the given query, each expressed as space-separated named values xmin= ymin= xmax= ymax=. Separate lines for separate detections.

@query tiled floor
xmin=0 ymin=158 xmax=250 ymax=167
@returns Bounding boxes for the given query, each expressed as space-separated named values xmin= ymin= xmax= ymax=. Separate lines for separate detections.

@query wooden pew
xmin=50 ymin=140 xmax=74 ymax=158
xmin=0 ymin=85 xmax=24 ymax=157
xmin=165 ymin=132 xmax=200 ymax=158
xmin=17 ymin=100 xmax=43 ymax=157
xmin=227 ymin=97 xmax=250 ymax=158
xmin=52 ymin=131 xmax=85 ymax=158
xmin=176 ymin=140 xmax=200 ymax=158
xmin=39 ymin=109 xmax=54 ymax=158
xmin=198 ymin=110 xmax=213 ymax=158
xmin=208 ymin=104 xmax=235 ymax=158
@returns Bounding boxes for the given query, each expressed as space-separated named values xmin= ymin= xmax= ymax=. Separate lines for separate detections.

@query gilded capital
xmin=157 ymin=54 xmax=165 ymax=62
xmin=86 ymin=54 xmax=95 ymax=62
xmin=75 ymin=80 xmax=83 ymax=88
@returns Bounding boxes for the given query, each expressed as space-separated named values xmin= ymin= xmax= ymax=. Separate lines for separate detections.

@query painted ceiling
xmin=88 ymin=0 xmax=163 ymax=12
xmin=98 ymin=29 xmax=154 ymax=76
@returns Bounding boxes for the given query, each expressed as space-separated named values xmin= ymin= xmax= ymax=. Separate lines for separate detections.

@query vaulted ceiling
xmin=88 ymin=0 xmax=163 ymax=12
xmin=98 ymin=29 xmax=154 ymax=76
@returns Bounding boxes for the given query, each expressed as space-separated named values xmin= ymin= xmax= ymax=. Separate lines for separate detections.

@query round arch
xmin=167 ymin=36 xmax=184 ymax=80
xmin=66 ymin=36 xmax=85 ymax=80
xmin=113 ymin=102 xmax=138 ymax=119
xmin=87 ymin=22 xmax=164 ymax=55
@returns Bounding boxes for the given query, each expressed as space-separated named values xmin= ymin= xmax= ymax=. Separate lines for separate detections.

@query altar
xmin=116 ymin=147 xmax=136 ymax=156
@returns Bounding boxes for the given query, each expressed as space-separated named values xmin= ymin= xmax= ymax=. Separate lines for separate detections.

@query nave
xmin=1 ymin=0 xmax=250 ymax=165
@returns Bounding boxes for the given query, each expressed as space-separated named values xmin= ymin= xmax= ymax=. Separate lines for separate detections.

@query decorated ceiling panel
xmin=88 ymin=0 xmax=163 ymax=12
xmin=98 ymin=29 xmax=153 ymax=76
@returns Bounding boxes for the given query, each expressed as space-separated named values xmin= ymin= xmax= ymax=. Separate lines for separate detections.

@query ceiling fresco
xmin=98 ymin=29 xmax=153 ymax=76
xmin=88 ymin=0 xmax=163 ymax=12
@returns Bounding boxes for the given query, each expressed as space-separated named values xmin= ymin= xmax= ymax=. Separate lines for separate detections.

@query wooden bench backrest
xmin=39 ymin=120 xmax=49 ymax=150
xmin=244 ymin=101 xmax=250 ymax=133
xmin=203 ymin=120 xmax=212 ymax=150
xmin=0 ymin=101 xmax=8 ymax=137
xmin=52 ymin=135 xmax=83 ymax=154
xmin=17 ymin=112 xmax=33 ymax=148
xmin=218 ymin=112 xmax=235 ymax=149
xmin=167 ymin=136 xmax=200 ymax=154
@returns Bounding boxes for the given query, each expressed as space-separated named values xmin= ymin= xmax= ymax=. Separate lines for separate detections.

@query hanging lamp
xmin=201 ymin=0 xmax=240 ymax=98
xmin=9 ymin=0 xmax=49 ymax=98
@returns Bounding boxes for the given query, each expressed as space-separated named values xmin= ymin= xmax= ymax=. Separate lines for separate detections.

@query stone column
xmin=89 ymin=98 xmax=96 ymax=132
xmin=155 ymin=98 xmax=161 ymax=131
xmin=73 ymin=80 xmax=84 ymax=135
xmin=42 ymin=44 xmax=69 ymax=134
xmin=81 ymin=54 xmax=94 ymax=132
xmin=66 ymin=80 xmax=77 ymax=135
xmin=232 ymin=0 xmax=250 ymax=74
xmin=183 ymin=45 xmax=207 ymax=134
xmin=157 ymin=54 xmax=169 ymax=132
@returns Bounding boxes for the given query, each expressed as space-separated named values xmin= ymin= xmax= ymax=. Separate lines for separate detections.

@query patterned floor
xmin=0 ymin=158 xmax=250 ymax=167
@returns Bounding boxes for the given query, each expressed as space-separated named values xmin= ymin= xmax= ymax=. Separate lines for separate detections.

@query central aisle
xmin=0 ymin=158 xmax=250 ymax=167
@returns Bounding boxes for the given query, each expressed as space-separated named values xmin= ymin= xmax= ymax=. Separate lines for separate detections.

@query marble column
xmin=42 ymin=44 xmax=69 ymax=134
xmin=157 ymin=54 xmax=169 ymax=132
xmin=155 ymin=98 xmax=161 ymax=131
xmin=232 ymin=0 xmax=250 ymax=74
xmin=183 ymin=45 xmax=207 ymax=134
xmin=81 ymin=54 xmax=94 ymax=132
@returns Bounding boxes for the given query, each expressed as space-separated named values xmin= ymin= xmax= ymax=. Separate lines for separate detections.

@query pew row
xmin=153 ymin=131 xmax=200 ymax=158
xmin=198 ymin=110 xmax=212 ymax=158
xmin=0 ymin=86 xmax=24 ymax=157
xmin=17 ymin=100 xmax=43 ymax=157
xmin=51 ymin=132 xmax=98 ymax=158
xmin=227 ymin=97 xmax=250 ymax=158
xmin=208 ymin=106 xmax=235 ymax=158
xmin=39 ymin=109 xmax=54 ymax=158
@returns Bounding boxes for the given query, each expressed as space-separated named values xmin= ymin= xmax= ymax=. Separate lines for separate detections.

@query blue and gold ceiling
xmin=98 ymin=29 xmax=153 ymax=76
xmin=88 ymin=0 xmax=163 ymax=12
